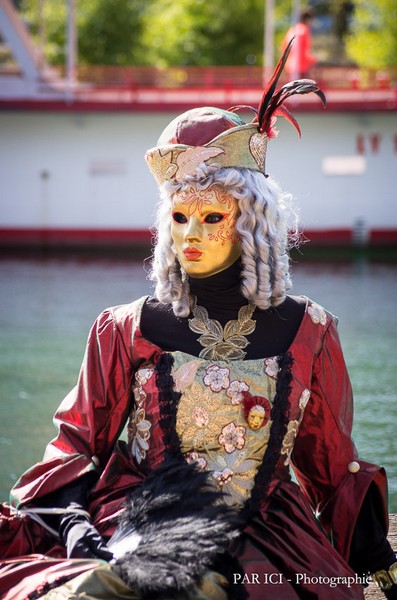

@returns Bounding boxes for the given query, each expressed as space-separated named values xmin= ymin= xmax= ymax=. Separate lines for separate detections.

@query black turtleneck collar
xmin=188 ymin=258 xmax=247 ymax=324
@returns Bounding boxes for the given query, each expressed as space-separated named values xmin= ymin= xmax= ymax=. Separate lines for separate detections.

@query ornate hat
xmin=145 ymin=39 xmax=326 ymax=186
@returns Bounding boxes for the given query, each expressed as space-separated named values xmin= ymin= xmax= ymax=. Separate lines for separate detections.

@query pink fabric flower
xmin=226 ymin=380 xmax=250 ymax=405
xmin=218 ymin=422 xmax=246 ymax=454
xmin=203 ymin=365 xmax=230 ymax=392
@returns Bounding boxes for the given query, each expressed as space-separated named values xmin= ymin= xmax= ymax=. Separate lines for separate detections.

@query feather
xmin=262 ymin=79 xmax=326 ymax=135
xmin=257 ymin=37 xmax=295 ymax=128
xmin=227 ymin=105 xmax=258 ymax=117
xmin=254 ymin=38 xmax=326 ymax=137
xmin=110 ymin=458 xmax=242 ymax=596
xmin=273 ymin=105 xmax=301 ymax=137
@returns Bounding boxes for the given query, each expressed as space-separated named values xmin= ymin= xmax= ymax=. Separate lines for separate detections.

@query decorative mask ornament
xmin=145 ymin=38 xmax=326 ymax=185
xmin=242 ymin=392 xmax=271 ymax=431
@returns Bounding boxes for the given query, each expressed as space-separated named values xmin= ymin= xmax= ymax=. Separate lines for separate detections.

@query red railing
xmin=69 ymin=64 xmax=397 ymax=91
xmin=1 ymin=63 xmax=395 ymax=91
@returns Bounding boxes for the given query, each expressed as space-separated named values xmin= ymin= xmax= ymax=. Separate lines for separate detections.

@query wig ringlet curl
xmin=149 ymin=164 xmax=300 ymax=318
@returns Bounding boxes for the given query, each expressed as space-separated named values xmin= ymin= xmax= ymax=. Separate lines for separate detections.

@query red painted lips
xmin=183 ymin=247 xmax=203 ymax=260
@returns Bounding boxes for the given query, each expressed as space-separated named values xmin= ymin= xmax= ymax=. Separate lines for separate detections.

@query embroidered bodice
xmin=128 ymin=345 xmax=312 ymax=508
xmin=173 ymin=354 xmax=278 ymax=506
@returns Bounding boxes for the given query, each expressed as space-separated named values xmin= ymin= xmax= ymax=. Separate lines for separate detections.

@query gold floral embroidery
xmin=185 ymin=451 xmax=207 ymax=471
xmin=176 ymin=382 xmax=230 ymax=451
xmin=144 ymin=147 xmax=177 ymax=185
xmin=188 ymin=299 xmax=256 ymax=360
xmin=281 ymin=420 xmax=300 ymax=465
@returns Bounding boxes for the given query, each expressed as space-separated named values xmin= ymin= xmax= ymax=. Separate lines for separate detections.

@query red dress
xmin=0 ymin=296 xmax=388 ymax=599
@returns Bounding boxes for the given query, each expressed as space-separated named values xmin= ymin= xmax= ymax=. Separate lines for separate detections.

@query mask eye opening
xmin=203 ymin=213 xmax=226 ymax=224
xmin=172 ymin=211 xmax=188 ymax=224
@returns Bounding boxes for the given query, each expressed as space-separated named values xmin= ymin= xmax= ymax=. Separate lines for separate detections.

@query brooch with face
xmin=242 ymin=392 xmax=271 ymax=431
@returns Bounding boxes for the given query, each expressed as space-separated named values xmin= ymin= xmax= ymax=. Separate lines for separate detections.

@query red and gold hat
xmin=145 ymin=39 xmax=326 ymax=186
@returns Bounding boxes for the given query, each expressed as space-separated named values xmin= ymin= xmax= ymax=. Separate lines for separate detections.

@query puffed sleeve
xmin=10 ymin=302 xmax=139 ymax=509
xmin=291 ymin=317 xmax=389 ymax=561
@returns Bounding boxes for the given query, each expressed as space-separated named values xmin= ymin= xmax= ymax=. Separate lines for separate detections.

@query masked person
xmin=1 ymin=43 xmax=396 ymax=600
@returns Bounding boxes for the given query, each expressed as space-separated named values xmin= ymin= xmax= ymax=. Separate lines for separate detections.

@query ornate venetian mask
xmin=171 ymin=184 xmax=241 ymax=279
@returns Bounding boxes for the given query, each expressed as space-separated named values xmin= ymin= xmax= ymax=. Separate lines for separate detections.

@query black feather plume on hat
xmin=255 ymin=37 xmax=326 ymax=137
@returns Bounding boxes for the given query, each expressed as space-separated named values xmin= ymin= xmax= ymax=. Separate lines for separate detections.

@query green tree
xmin=136 ymin=0 xmax=265 ymax=66
xmin=20 ymin=0 xmax=148 ymax=66
xmin=345 ymin=0 xmax=397 ymax=68
xmin=78 ymin=0 xmax=146 ymax=65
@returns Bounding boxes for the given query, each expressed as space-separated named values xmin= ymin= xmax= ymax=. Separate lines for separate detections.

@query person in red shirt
xmin=282 ymin=9 xmax=317 ymax=78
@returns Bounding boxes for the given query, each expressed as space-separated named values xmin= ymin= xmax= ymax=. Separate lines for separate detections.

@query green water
xmin=0 ymin=257 xmax=396 ymax=511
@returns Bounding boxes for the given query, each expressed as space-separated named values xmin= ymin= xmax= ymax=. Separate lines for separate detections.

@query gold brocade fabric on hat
xmin=172 ymin=352 xmax=279 ymax=507
xmin=145 ymin=125 xmax=267 ymax=185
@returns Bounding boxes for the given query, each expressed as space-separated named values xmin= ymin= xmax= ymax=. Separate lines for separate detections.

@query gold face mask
xmin=171 ymin=185 xmax=242 ymax=279
xmin=247 ymin=406 xmax=266 ymax=431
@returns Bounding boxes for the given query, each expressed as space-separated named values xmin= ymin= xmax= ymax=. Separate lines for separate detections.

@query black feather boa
xmin=110 ymin=458 xmax=241 ymax=598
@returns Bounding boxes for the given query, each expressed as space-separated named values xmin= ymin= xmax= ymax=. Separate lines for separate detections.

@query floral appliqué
xmin=128 ymin=406 xmax=151 ymax=464
xmin=203 ymin=365 xmax=230 ymax=392
xmin=208 ymin=451 xmax=257 ymax=506
xmin=185 ymin=451 xmax=207 ymax=471
xmin=129 ymin=366 xmax=154 ymax=464
xmin=264 ymin=357 xmax=280 ymax=379
xmin=133 ymin=366 xmax=155 ymax=405
xmin=175 ymin=148 xmax=224 ymax=183
xmin=219 ymin=422 xmax=246 ymax=453
xmin=308 ymin=302 xmax=327 ymax=326
xmin=226 ymin=380 xmax=250 ymax=405
xmin=281 ymin=388 xmax=311 ymax=465
xmin=173 ymin=360 xmax=200 ymax=393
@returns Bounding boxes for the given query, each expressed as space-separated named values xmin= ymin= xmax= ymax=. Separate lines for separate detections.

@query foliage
xmin=345 ymin=0 xmax=397 ymax=68
xmin=140 ymin=0 xmax=265 ymax=67
xmin=78 ymin=0 xmax=146 ymax=65
xmin=18 ymin=0 xmax=397 ymax=68
xmin=20 ymin=0 xmax=67 ymax=64
xmin=20 ymin=0 xmax=147 ymax=65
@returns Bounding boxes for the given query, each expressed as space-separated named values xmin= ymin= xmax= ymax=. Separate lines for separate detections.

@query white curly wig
xmin=149 ymin=164 xmax=299 ymax=318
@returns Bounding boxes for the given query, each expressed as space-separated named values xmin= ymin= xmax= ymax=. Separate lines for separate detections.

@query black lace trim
xmin=154 ymin=352 xmax=183 ymax=461
xmin=241 ymin=351 xmax=293 ymax=519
